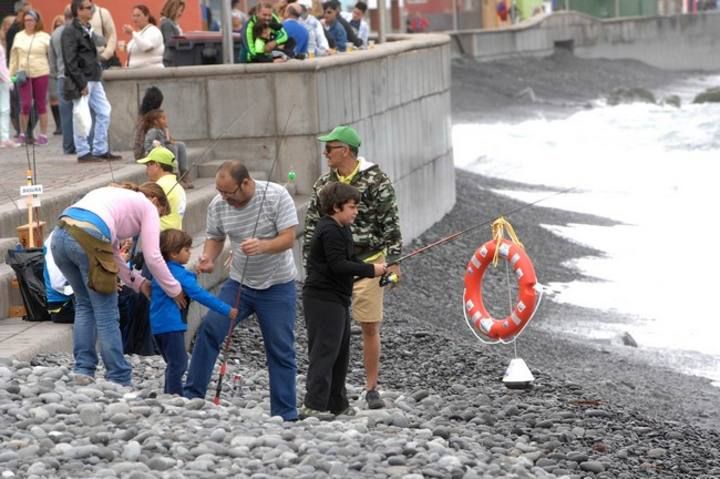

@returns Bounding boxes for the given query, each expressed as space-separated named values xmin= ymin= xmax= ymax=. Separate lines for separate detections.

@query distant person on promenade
xmin=6 ymin=1 xmax=33 ymax=139
xmin=151 ymin=229 xmax=238 ymax=396
xmin=51 ymin=182 xmax=186 ymax=386
xmin=283 ymin=3 xmax=309 ymax=58
xmin=301 ymin=182 xmax=387 ymax=419
xmin=8 ymin=9 xmax=51 ymax=145
xmin=231 ymin=0 xmax=249 ymax=32
xmin=48 ymin=6 xmax=74 ymax=154
xmin=321 ymin=1 xmax=346 ymax=52
xmin=62 ymin=0 xmax=122 ymax=163
xmin=140 ymin=108 xmax=193 ymax=188
xmin=406 ymin=11 xmax=429 ymax=33
xmin=90 ymin=3 xmax=120 ymax=69
xmin=49 ymin=15 xmax=64 ymax=136
xmin=0 ymin=34 xmax=18 ymax=148
xmin=133 ymin=85 xmax=163 ymax=159
xmin=299 ymin=1 xmax=330 ymax=57
xmin=341 ymin=1 xmax=369 ymax=48
xmin=159 ymin=0 xmax=185 ymax=67
xmin=123 ymin=5 xmax=164 ymax=69
xmin=304 ymin=125 xmax=402 ymax=410
xmin=184 ymin=161 xmax=299 ymax=421
xmin=242 ymin=2 xmax=290 ymax=63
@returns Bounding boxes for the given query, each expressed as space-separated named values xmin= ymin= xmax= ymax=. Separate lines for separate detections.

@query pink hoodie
xmin=72 ymin=186 xmax=181 ymax=297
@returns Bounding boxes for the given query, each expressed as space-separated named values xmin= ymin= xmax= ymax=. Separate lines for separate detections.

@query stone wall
xmin=450 ymin=11 xmax=720 ymax=71
xmin=103 ymin=33 xmax=456 ymax=248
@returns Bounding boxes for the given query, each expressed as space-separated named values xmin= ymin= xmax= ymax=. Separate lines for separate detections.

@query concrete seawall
xmin=451 ymin=11 xmax=720 ymax=71
xmin=103 ymin=33 xmax=456 ymax=247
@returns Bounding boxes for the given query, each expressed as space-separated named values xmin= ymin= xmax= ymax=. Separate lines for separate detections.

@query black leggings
xmin=302 ymin=294 xmax=351 ymax=413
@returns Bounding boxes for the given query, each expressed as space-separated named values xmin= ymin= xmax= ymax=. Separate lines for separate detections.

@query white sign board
xmin=20 ymin=184 xmax=43 ymax=196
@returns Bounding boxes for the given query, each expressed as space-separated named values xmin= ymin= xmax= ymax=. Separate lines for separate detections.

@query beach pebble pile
xmin=2 ymin=173 xmax=720 ymax=478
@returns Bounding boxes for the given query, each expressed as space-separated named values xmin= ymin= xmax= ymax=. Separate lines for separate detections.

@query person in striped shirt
xmin=183 ymin=160 xmax=299 ymax=421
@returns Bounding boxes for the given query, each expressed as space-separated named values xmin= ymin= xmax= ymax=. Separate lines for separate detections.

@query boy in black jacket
xmin=301 ymin=183 xmax=386 ymax=418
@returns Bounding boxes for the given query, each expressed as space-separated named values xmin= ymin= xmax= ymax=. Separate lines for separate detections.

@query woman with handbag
xmin=8 ymin=10 xmax=51 ymax=146
xmin=159 ymin=0 xmax=185 ymax=67
xmin=123 ymin=5 xmax=164 ymax=69
xmin=50 ymin=182 xmax=187 ymax=387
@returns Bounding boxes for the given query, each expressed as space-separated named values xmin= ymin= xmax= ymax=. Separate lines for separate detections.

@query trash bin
xmin=166 ymin=31 xmax=243 ymax=66
xmin=6 ymin=248 xmax=50 ymax=322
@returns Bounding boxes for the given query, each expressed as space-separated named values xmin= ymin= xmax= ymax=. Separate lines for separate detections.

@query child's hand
xmin=229 ymin=307 xmax=239 ymax=320
xmin=373 ymin=263 xmax=387 ymax=277
xmin=152 ymin=139 xmax=161 ymax=148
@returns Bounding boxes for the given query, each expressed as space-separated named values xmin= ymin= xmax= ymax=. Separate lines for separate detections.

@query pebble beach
xmin=1 ymin=54 xmax=720 ymax=478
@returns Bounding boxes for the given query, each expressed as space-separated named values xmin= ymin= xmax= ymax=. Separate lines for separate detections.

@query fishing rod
xmin=378 ymin=185 xmax=578 ymax=286
xmin=212 ymin=104 xmax=296 ymax=406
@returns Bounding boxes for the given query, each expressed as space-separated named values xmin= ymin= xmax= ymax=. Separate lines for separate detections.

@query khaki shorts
xmin=351 ymin=254 xmax=384 ymax=323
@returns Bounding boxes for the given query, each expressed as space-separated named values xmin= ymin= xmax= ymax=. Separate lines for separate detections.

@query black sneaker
xmin=365 ymin=389 xmax=385 ymax=409
xmin=77 ymin=153 xmax=102 ymax=162
xmin=95 ymin=151 xmax=123 ymax=160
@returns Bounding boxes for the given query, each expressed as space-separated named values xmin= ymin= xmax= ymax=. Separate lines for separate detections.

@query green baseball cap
xmin=136 ymin=146 xmax=176 ymax=167
xmin=318 ymin=125 xmax=361 ymax=148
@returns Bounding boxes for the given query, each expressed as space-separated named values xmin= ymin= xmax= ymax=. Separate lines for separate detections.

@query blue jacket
xmin=326 ymin=20 xmax=347 ymax=52
xmin=283 ymin=19 xmax=308 ymax=55
xmin=150 ymin=261 xmax=232 ymax=335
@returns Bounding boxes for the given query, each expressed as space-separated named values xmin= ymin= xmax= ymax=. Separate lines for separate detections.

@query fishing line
xmin=386 ymin=185 xmax=578 ymax=268
xmin=212 ymin=104 xmax=296 ymax=405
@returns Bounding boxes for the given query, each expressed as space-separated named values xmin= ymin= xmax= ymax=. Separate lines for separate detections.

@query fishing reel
xmin=379 ymin=272 xmax=399 ymax=287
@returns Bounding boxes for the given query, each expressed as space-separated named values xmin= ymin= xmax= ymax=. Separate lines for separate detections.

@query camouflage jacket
xmin=303 ymin=157 xmax=402 ymax=262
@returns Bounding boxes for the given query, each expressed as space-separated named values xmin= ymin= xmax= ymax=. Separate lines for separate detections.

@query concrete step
xmin=0 ymin=238 xmax=20 ymax=263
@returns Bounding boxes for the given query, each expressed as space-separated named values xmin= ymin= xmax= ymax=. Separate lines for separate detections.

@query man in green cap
xmin=137 ymin=146 xmax=186 ymax=231
xmin=304 ymin=124 xmax=402 ymax=410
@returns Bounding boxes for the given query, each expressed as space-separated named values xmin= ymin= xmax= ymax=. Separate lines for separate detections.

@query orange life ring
xmin=463 ymin=239 xmax=540 ymax=344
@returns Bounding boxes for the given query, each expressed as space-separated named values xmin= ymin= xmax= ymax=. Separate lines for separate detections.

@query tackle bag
xmin=5 ymin=248 xmax=50 ymax=322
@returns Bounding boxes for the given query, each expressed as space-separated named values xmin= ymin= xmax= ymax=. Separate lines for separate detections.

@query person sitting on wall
xmin=242 ymin=2 xmax=290 ymax=63
xmin=321 ymin=0 xmax=346 ymax=52
xmin=250 ymin=18 xmax=295 ymax=62
xmin=340 ymin=1 xmax=369 ymax=48
xmin=283 ymin=2 xmax=309 ymax=58
xmin=299 ymin=1 xmax=330 ymax=56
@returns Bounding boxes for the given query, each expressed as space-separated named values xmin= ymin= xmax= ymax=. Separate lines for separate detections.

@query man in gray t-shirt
xmin=184 ymin=161 xmax=299 ymax=421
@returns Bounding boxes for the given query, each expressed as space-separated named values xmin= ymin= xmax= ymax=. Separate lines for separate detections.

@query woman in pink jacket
xmin=51 ymin=182 xmax=186 ymax=386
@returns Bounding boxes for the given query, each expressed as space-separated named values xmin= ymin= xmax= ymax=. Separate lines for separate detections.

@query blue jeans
xmin=56 ymin=78 xmax=75 ymax=154
xmin=72 ymin=81 xmax=111 ymax=157
xmin=155 ymin=331 xmax=188 ymax=395
xmin=50 ymin=227 xmax=132 ymax=385
xmin=184 ymin=279 xmax=297 ymax=420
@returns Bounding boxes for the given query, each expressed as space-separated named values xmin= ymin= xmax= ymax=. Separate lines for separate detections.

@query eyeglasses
xmin=217 ymin=184 xmax=241 ymax=197
xmin=78 ymin=5 xmax=93 ymax=11
xmin=325 ymin=144 xmax=346 ymax=153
